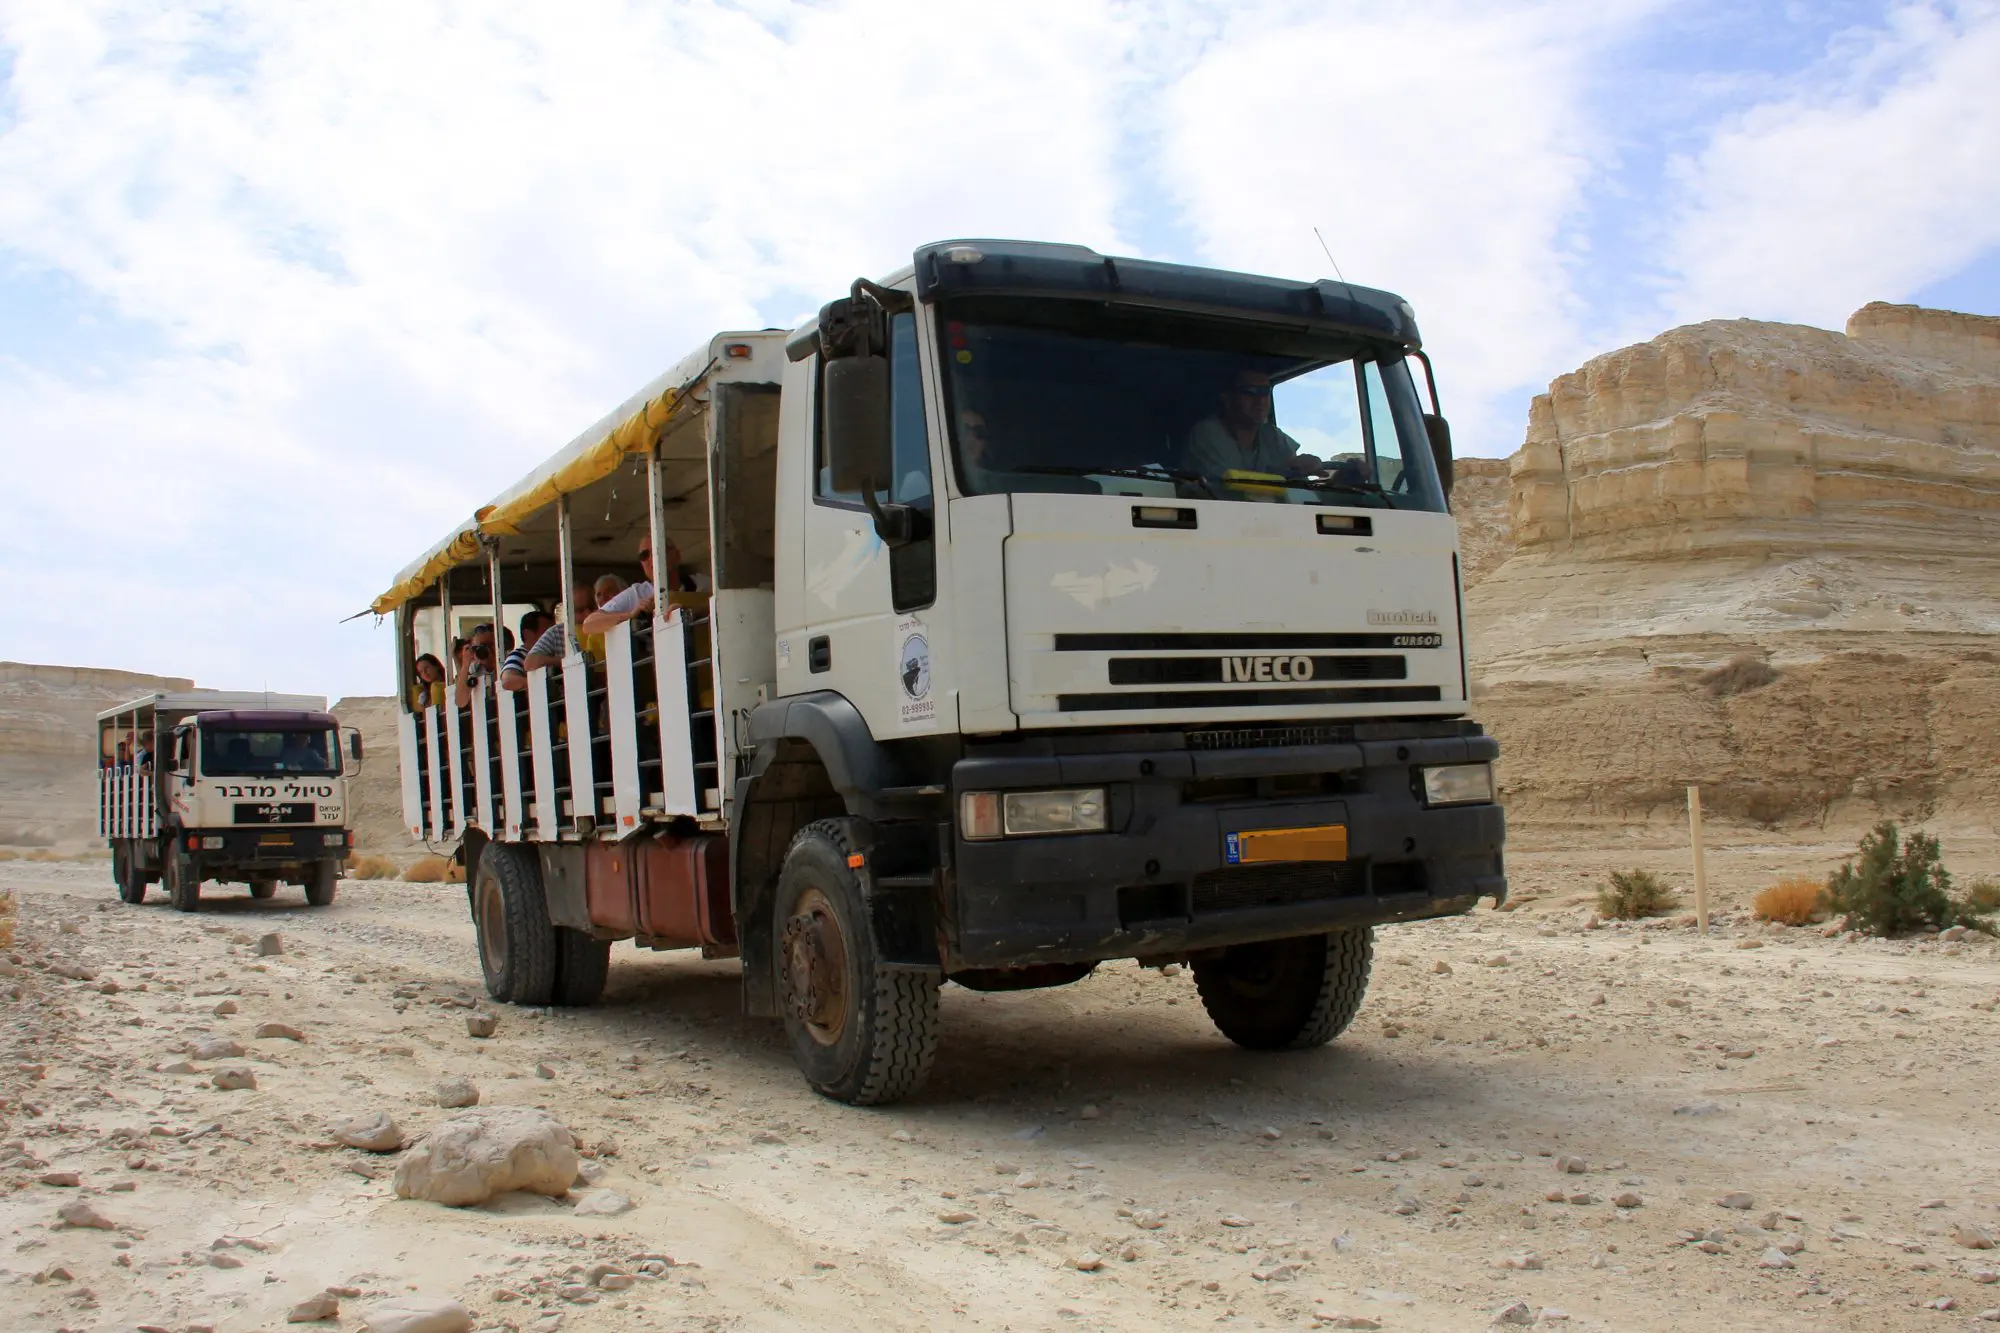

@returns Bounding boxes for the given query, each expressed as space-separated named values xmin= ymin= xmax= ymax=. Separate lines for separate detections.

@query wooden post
xmin=1688 ymin=784 xmax=1709 ymax=935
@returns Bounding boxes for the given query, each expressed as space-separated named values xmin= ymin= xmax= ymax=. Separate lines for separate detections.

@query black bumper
xmin=943 ymin=733 xmax=1504 ymax=969
xmin=183 ymin=827 xmax=350 ymax=869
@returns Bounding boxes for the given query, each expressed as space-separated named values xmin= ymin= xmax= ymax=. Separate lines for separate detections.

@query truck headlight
xmin=960 ymin=788 xmax=1108 ymax=839
xmin=1420 ymin=763 xmax=1494 ymax=806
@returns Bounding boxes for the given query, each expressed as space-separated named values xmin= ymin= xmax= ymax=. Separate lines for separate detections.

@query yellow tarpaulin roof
xmin=368 ymin=371 xmax=691 ymax=616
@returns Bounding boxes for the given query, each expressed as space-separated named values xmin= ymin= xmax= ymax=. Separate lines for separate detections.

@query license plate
xmin=258 ymin=834 xmax=292 ymax=847
xmin=1225 ymin=824 xmax=1348 ymax=864
xmin=234 ymin=802 xmax=312 ymax=824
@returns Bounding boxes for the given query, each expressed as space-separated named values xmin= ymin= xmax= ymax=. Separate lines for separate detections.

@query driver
xmin=1184 ymin=369 xmax=1321 ymax=479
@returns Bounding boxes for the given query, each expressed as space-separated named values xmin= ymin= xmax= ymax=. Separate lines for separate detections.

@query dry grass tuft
xmin=1754 ymin=877 xmax=1828 ymax=926
xmin=1597 ymin=869 xmax=1676 ymax=920
xmin=345 ymin=854 xmax=398 ymax=880
xmin=0 ymin=889 xmax=16 ymax=948
xmin=0 ymin=848 xmax=17 ymax=861
xmin=1965 ymin=879 xmax=2000 ymax=915
xmin=22 ymin=849 xmax=67 ymax=862
xmin=1699 ymin=654 xmax=1779 ymax=698
xmin=402 ymin=855 xmax=463 ymax=884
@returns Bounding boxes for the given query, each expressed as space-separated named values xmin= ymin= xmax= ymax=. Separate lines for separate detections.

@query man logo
xmin=1222 ymin=655 xmax=1316 ymax=683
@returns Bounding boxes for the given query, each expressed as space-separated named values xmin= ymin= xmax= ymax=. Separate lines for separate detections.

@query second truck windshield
xmin=377 ymin=238 xmax=1506 ymax=1106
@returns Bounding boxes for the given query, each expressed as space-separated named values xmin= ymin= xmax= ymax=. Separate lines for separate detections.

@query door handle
xmin=808 ymin=636 xmax=831 ymax=673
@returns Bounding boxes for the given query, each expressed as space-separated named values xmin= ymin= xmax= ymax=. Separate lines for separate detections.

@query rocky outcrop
xmin=0 ymin=662 xmax=192 ymax=846
xmin=1508 ymin=305 xmax=2000 ymax=560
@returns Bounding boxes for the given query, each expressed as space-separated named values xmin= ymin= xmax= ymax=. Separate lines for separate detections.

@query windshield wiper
xmin=1014 ymin=464 xmax=1220 ymax=500
xmin=1289 ymin=475 xmax=1394 ymax=502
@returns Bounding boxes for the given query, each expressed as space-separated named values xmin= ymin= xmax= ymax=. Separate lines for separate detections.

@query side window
xmin=1360 ymin=361 xmax=1401 ymax=489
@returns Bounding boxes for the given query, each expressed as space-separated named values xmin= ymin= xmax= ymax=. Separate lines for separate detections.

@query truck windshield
xmin=200 ymin=728 xmax=340 ymax=778
xmin=938 ymin=300 xmax=1446 ymax=512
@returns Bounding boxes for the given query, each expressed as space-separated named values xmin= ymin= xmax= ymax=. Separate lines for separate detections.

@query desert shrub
xmin=0 ymin=848 xmax=17 ymax=861
xmin=1825 ymin=821 xmax=1967 ymax=936
xmin=0 ymin=888 xmax=15 ymax=948
xmin=402 ymin=855 xmax=452 ymax=883
xmin=1700 ymin=654 xmax=1778 ymax=698
xmin=1597 ymin=869 xmax=1676 ymax=920
xmin=1753 ymin=877 xmax=1827 ymax=926
xmin=345 ymin=854 xmax=397 ymax=880
xmin=1964 ymin=879 xmax=2000 ymax=915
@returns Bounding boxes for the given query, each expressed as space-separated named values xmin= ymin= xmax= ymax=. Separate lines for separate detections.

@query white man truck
xmin=376 ymin=240 xmax=1505 ymax=1105
xmin=97 ymin=691 xmax=361 ymax=910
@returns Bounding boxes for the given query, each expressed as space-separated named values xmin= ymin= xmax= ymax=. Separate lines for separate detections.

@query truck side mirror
xmin=1424 ymin=413 xmax=1454 ymax=502
xmin=347 ymin=730 xmax=364 ymax=761
xmin=825 ymin=354 xmax=893 ymax=496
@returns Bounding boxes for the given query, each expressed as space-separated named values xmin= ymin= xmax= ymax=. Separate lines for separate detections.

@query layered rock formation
xmin=0 ymin=662 xmax=191 ymax=846
xmin=1464 ymin=304 xmax=2000 ymax=832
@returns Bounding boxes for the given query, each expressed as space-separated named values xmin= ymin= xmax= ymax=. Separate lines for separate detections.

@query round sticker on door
xmin=896 ymin=620 xmax=935 ymax=726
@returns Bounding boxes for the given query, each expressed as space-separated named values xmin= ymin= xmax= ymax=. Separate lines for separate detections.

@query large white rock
xmin=359 ymin=1296 xmax=473 ymax=1333
xmin=392 ymin=1106 xmax=577 ymax=1207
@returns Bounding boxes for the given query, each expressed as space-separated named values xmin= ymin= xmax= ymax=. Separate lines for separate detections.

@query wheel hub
xmin=781 ymin=888 xmax=849 ymax=1046
xmin=475 ymin=876 xmax=506 ymax=976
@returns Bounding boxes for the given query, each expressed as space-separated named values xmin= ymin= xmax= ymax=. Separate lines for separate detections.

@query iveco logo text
xmin=1222 ymin=655 xmax=1315 ymax=683
xmin=1367 ymin=609 xmax=1438 ymax=625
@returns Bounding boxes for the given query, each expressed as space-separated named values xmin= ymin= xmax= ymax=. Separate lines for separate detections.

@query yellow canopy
xmin=367 ymin=373 xmax=690 ymax=615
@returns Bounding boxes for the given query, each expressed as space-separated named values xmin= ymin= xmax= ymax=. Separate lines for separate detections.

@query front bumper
xmin=182 ymin=827 xmax=351 ymax=869
xmin=944 ymin=732 xmax=1504 ymax=969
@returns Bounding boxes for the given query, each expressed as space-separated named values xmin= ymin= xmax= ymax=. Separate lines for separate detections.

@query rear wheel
xmin=1193 ymin=927 xmax=1374 ymax=1051
xmin=304 ymin=860 xmax=338 ymax=907
xmin=249 ymin=879 xmax=279 ymax=900
xmin=471 ymin=844 xmax=556 ymax=1004
xmin=775 ymin=819 xmax=939 ymax=1105
xmin=165 ymin=850 xmax=202 ymax=913
xmin=113 ymin=843 xmax=147 ymax=905
xmin=552 ymin=927 xmax=610 ymax=1007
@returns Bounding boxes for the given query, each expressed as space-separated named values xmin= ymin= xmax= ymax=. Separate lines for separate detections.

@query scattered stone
xmin=598 ymin=1273 xmax=635 ymax=1292
xmin=1251 ymin=1261 xmax=1303 ymax=1281
xmin=1758 ymin=1247 xmax=1795 ymax=1269
xmin=1079 ymin=1104 xmax=1100 ymax=1120
xmin=157 ymin=1060 xmax=200 ymax=1075
xmin=1494 ymin=1253 xmax=1543 ymax=1270
xmin=535 ymin=1063 xmax=556 ymax=1079
xmin=392 ymin=1106 xmax=578 ymax=1207
xmin=1492 ymin=1300 xmax=1534 ymax=1326
xmin=380 ymin=1044 xmax=415 ymax=1056
xmin=1322 ymin=1317 xmax=1381 ymax=1331
xmin=209 ymin=1252 xmax=245 ymax=1269
xmin=1220 ymin=1214 xmax=1254 ymax=1227
xmin=1258 ymin=1126 xmax=1282 ymax=1141
xmin=360 ymin=1297 xmax=474 ymax=1333
xmin=39 ymin=1171 xmax=81 ymax=1187
xmin=288 ymin=1292 xmax=340 ymax=1322
xmin=938 ymin=1210 xmax=976 ymax=1225
xmin=1674 ymin=1101 xmax=1723 ymax=1117
xmin=1069 ymin=1251 xmax=1103 ymax=1271
xmin=331 ymin=1112 xmax=404 ymax=1153
xmin=1131 ymin=1209 xmax=1166 ymax=1229
xmin=212 ymin=1066 xmax=257 ymax=1091
xmin=466 ymin=1012 xmax=498 ymax=1039
xmin=1556 ymin=1155 xmax=1587 ymax=1174
xmin=257 ymin=1022 xmax=306 ymax=1042
xmin=1431 ymin=960 xmax=1453 ymax=975
xmin=1612 ymin=1192 xmax=1643 ymax=1208
xmin=436 ymin=1077 xmax=480 ymax=1108
xmin=193 ymin=1036 xmax=245 ymax=1060
xmin=257 ymin=933 xmax=284 ymax=956
xmin=57 ymin=1199 xmax=115 ymax=1229
xmin=1959 ymin=1224 xmax=1999 ymax=1250
xmin=571 ymin=1188 xmax=633 ymax=1217
xmin=212 ymin=998 xmax=239 ymax=1016
xmin=1775 ymin=1234 xmax=1806 ymax=1255
xmin=1978 ymin=1309 xmax=2000 ymax=1323
xmin=1714 ymin=1191 xmax=1756 ymax=1210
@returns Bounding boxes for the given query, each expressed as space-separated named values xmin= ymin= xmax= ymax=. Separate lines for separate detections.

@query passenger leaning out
xmin=522 ymin=584 xmax=597 ymax=674
xmin=411 ymin=653 xmax=447 ymax=711
xmin=499 ymin=610 xmax=554 ymax=693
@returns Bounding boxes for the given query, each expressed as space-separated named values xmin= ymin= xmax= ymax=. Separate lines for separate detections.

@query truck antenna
xmin=1312 ymin=227 xmax=1347 ymax=285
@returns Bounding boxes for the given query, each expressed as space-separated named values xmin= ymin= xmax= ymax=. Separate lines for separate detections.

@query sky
xmin=2 ymin=0 xmax=1997 ymax=701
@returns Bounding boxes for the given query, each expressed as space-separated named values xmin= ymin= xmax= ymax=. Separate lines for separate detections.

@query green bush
xmin=1824 ymin=821 xmax=1990 ymax=936
xmin=1597 ymin=869 xmax=1676 ymax=920
xmin=1965 ymin=879 xmax=2000 ymax=915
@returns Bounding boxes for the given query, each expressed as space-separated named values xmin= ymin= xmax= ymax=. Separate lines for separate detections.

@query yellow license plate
xmin=258 ymin=835 xmax=291 ymax=846
xmin=1226 ymin=824 xmax=1348 ymax=864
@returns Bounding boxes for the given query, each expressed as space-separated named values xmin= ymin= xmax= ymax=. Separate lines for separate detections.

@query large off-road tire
xmin=470 ymin=843 xmax=556 ymax=1005
xmin=165 ymin=850 xmax=202 ymax=914
xmin=113 ymin=843 xmax=147 ymax=905
xmin=304 ymin=860 xmax=338 ymax=908
xmin=249 ymin=879 xmax=279 ymax=900
xmin=775 ymin=819 xmax=940 ymax=1106
xmin=1193 ymin=927 xmax=1374 ymax=1051
xmin=552 ymin=928 xmax=611 ymax=1007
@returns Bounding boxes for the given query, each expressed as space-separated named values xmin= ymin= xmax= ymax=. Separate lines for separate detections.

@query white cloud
xmin=1659 ymin=2 xmax=2000 ymax=327
xmin=1151 ymin=0 xmax=1663 ymax=456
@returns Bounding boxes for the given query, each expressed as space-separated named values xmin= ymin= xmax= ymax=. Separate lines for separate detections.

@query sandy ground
xmin=4 ymin=830 xmax=2000 ymax=1333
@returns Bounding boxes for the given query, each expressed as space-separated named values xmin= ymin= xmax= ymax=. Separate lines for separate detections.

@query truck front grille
xmin=1190 ymin=861 xmax=1367 ymax=913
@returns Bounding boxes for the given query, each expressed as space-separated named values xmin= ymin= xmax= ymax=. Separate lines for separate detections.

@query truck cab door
xmin=792 ymin=306 xmax=946 ymax=735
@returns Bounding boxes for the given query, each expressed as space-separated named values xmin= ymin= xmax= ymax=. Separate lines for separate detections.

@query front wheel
xmin=471 ymin=843 xmax=556 ymax=1004
xmin=775 ymin=819 xmax=939 ymax=1105
xmin=165 ymin=850 xmax=202 ymax=913
xmin=304 ymin=860 xmax=338 ymax=907
xmin=1194 ymin=927 xmax=1374 ymax=1050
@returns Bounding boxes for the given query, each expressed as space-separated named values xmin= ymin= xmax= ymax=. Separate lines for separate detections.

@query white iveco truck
xmin=97 ymin=691 xmax=361 ymax=910
xmin=380 ymin=240 xmax=1505 ymax=1104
